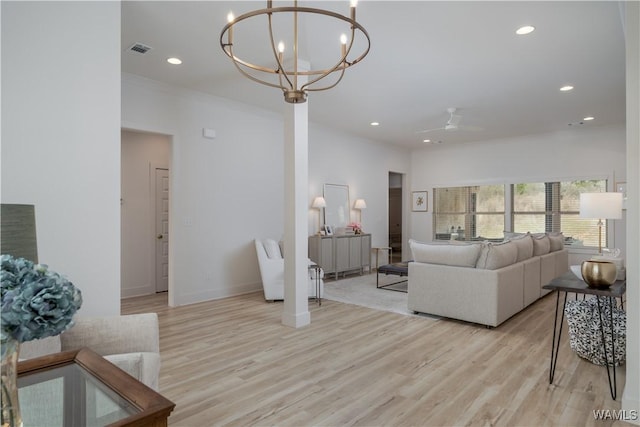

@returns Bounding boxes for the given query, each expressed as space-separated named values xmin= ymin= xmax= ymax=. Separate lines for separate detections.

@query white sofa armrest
xmin=105 ymin=351 xmax=161 ymax=391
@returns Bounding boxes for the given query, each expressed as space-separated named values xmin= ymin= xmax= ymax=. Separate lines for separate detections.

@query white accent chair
xmin=254 ymin=238 xmax=324 ymax=301
xmin=20 ymin=313 xmax=161 ymax=391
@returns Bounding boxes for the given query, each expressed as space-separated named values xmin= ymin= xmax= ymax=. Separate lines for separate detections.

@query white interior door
xmin=155 ymin=168 xmax=169 ymax=292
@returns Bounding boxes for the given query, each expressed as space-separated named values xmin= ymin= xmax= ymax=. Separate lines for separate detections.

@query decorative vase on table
xmin=0 ymin=255 xmax=83 ymax=427
xmin=1 ymin=334 xmax=22 ymax=427
xmin=581 ymin=260 xmax=617 ymax=288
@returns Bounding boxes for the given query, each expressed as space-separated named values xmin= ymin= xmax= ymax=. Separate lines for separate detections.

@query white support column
xmin=622 ymin=1 xmax=640 ymax=422
xmin=282 ymin=64 xmax=311 ymax=328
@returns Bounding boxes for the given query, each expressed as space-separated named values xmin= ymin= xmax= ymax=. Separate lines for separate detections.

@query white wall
xmin=1 ymin=2 xmax=121 ymax=317
xmin=308 ymin=123 xmax=411 ymax=259
xmin=122 ymin=74 xmax=410 ymax=305
xmin=409 ymin=125 xmax=627 ymax=253
xmin=121 ymin=130 xmax=170 ymax=298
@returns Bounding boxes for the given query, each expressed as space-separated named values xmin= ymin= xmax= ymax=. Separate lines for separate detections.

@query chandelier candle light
xmin=220 ymin=0 xmax=370 ymax=103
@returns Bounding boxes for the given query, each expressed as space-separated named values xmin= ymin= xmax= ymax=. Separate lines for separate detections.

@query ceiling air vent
xmin=128 ymin=43 xmax=152 ymax=54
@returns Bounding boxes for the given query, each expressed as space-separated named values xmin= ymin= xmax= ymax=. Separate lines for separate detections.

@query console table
xmin=18 ymin=347 xmax=175 ymax=426
xmin=309 ymin=233 xmax=371 ymax=279
xmin=543 ymin=272 xmax=626 ymax=400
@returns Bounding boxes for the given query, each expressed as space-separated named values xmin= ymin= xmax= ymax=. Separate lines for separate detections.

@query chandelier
xmin=220 ymin=1 xmax=370 ymax=104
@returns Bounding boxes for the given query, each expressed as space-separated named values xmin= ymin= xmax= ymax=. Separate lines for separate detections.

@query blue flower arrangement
xmin=1 ymin=255 xmax=82 ymax=343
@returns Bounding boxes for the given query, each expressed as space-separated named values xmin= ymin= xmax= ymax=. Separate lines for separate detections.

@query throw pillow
xmin=504 ymin=231 xmax=527 ymax=240
xmin=477 ymin=240 xmax=518 ymax=270
xmin=547 ymin=232 xmax=564 ymax=252
xmin=263 ymin=239 xmax=282 ymax=259
xmin=510 ymin=234 xmax=534 ymax=262
xmin=532 ymin=234 xmax=551 ymax=256
xmin=409 ymin=239 xmax=482 ymax=268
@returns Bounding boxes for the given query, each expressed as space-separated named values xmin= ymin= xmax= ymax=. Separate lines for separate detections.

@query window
xmin=433 ymin=185 xmax=505 ymax=241
xmin=433 ymin=179 xmax=609 ymax=249
xmin=512 ymin=179 xmax=607 ymax=247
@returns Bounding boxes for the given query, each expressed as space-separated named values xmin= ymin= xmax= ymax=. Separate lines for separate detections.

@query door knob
xmin=157 ymin=234 xmax=163 ymax=240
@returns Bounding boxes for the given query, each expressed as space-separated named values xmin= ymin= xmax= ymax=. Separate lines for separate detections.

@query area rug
xmin=322 ymin=273 xmax=439 ymax=320
xmin=377 ymin=280 xmax=408 ymax=293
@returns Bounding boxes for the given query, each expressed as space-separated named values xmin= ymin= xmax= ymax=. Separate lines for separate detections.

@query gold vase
xmin=581 ymin=260 xmax=617 ymax=288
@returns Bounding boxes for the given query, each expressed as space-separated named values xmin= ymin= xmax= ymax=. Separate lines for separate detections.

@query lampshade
xmin=579 ymin=193 xmax=623 ymax=219
xmin=1 ymin=204 xmax=38 ymax=263
xmin=354 ymin=199 xmax=367 ymax=209
xmin=311 ymin=196 xmax=326 ymax=209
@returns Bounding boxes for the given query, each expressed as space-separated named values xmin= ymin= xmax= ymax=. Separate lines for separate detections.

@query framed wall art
xmin=412 ymin=191 xmax=428 ymax=212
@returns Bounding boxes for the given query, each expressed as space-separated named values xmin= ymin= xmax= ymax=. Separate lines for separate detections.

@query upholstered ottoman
xmin=376 ymin=262 xmax=409 ymax=291
xmin=565 ymin=296 xmax=626 ymax=366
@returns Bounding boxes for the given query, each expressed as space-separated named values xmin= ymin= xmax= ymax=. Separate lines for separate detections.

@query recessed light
xmin=167 ymin=57 xmax=182 ymax=65
xmin=370 ymin=122 xmax=379 ymax=126
xmin=516 ymin=25 xmax=535 ymax=35
xmin=560 ymin=85 xmax=574 ymax=92
xmin=423 ymin=139 xmax=431 ymax=143
xmin=583 ymin=116 xmax=595 ymax=121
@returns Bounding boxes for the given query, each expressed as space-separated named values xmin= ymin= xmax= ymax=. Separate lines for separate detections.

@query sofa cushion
xmin=504 ymin=231 xmax=527 ymax=240
xmin=477 ymin=240 xmax=518 ymax=270
xmin=263 ymin=239 xmax=282 ymax=259
xmin=409 ymin=239 xmax=482 ymax=268
xmin=510 ymin=234 xmax=534 ymax=262
xmin=547 ymin=232 xmax=564 ymax=252
xmin=19 ymin=335 xmax=61 ymax=360
xmin=532 ymin=233 xmax=551 ymax=255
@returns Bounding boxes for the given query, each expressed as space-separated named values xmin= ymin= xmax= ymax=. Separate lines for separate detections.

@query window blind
xmin=512 ymin=179 xmax=607 ymax=247
xmin=433 ymin=185 xmax=505 ymax=241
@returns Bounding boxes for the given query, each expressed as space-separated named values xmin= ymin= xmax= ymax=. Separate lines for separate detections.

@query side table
xmin=309 ymin=263 xmax=322 ymax=306
xmin=543 ymin=272 xmax=626 ymax=400
xmin=18 ymin=347 xmax=175 ymax=426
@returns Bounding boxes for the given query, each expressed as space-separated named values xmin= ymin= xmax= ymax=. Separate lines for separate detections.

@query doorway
xmin=121 ymin=130 xmax=170 ymax=299
xmin=389 ymin=172 xmax=403 ymax=262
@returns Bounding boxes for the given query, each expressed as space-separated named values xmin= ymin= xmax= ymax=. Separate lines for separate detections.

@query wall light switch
xmin=203 ymin=128 xmax=216 ymax=139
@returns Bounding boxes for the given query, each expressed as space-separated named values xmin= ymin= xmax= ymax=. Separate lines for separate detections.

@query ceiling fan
xmin=416 ymin=107 xmax=483 ymax=134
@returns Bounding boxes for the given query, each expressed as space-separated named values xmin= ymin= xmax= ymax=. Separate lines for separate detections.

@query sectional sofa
xmin=407 ymin=233 xmax=569 ymax=327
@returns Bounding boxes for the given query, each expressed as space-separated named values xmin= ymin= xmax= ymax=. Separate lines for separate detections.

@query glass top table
xmin=18 ymin=348 xmax=174 ymax=427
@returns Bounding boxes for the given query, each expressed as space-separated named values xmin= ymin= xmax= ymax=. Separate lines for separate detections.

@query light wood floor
xmin=122 ymin=280 xmax=631 ymax=427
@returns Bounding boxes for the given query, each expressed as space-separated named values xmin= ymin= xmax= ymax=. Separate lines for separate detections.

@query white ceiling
xmin=121 ymin=1 xmax=627 ymax=149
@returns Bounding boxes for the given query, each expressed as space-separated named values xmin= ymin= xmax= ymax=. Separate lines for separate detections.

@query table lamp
xmin=579 ymin=192 xmax=623 ymax=253
xmin=354 ymin=198 xmax=367 ymax=223
xmin=311 ymin=196 xmax=326 ymax=234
